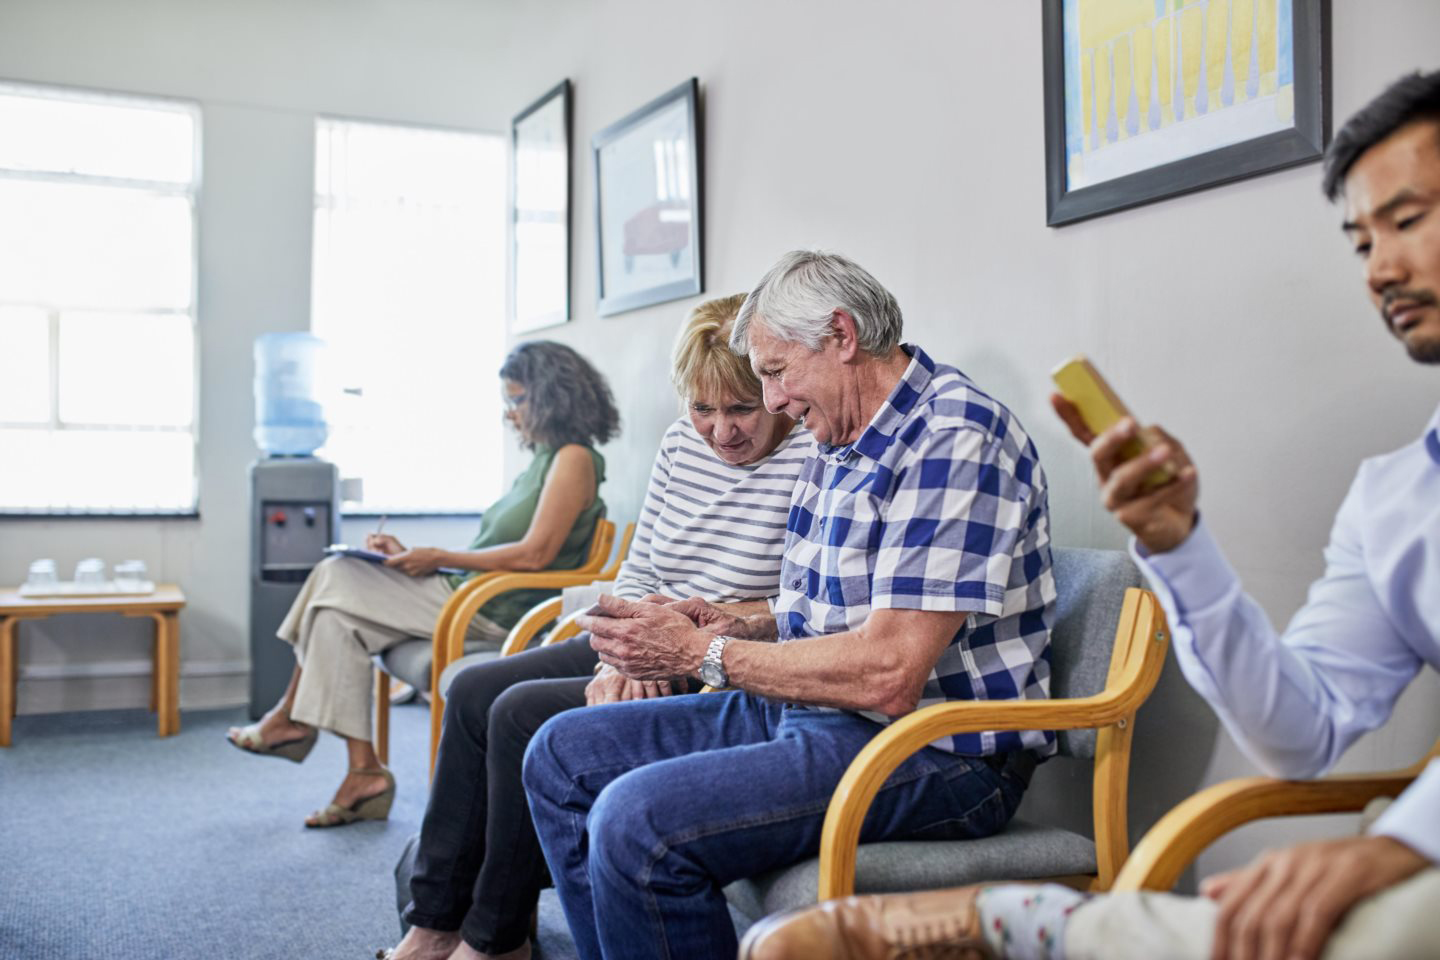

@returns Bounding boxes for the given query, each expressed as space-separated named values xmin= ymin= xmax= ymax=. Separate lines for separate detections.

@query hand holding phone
xmin=1051 ymin=355 xmax=1174 ymax=490
xmin=1050 ymin=355 xmax=1199 ymax=553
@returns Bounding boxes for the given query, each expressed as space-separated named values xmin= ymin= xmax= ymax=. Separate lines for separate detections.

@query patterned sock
xmin=976 ymin=883 xmax=1090 ymax=960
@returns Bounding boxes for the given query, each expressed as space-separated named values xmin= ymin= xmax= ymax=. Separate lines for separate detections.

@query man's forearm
xmin=722 ymin=631 xmax=900 ymax=712
xmin=718 ymin=608 xmax=966 ymax=716
xmin=728 ymin=611 xmax=780 ymax=641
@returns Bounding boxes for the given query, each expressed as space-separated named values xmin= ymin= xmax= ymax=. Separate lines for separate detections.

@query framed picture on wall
xmin=1043 ymin=0 xmax=1330 ymax=226
xmin=592 ymin=78 xmax=703 ymax=316
xmin=510 ymin=79 xmax=572 ymax=333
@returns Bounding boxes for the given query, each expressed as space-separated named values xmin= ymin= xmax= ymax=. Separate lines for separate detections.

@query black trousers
xmin=402 ymin=634 xmax=598 ymax=953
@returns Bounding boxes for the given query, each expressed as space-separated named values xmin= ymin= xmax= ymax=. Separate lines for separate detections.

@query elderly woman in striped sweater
xmin=383 ymin=294 xmax=813 ymax=960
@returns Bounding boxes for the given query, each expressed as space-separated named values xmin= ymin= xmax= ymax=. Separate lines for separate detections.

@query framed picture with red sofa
xmin=592 ymin=77 xmax=703 ymax=316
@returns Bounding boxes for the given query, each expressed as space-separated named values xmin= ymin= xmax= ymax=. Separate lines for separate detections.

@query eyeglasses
xmin=502 ymin=389 xmax=527 ymax=411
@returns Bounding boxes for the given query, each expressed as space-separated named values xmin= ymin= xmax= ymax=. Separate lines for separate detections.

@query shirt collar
xmin=817 ymin=343 xmax=934 ymax=464
xmin=1426 ymin=404 xmax=1440 ymax=467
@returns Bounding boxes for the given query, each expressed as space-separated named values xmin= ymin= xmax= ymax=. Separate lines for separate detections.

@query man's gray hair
xmin=730 ymin=250 xmax=903 ymax=356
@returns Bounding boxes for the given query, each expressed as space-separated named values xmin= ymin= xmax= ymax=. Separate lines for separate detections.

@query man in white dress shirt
xmin=739 ymin=69 xmax=1440 ymax=960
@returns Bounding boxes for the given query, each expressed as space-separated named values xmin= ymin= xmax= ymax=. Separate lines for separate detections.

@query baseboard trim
xmin=12 ymin=660 xmax=251 ymax=715
xmin=18 ymin=659 xmax=249 ymax=680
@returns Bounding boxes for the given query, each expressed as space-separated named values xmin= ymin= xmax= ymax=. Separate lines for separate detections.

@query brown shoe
xmin=740 ymin=885 xmax=995 ymax=960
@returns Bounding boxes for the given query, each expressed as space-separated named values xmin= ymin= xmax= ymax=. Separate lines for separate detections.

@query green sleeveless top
xmin=445 ymin=444 xmax=607 ymax=629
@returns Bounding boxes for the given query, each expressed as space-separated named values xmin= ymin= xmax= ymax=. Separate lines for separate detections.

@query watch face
xmin=699 ymin=661 xmax=724 ymax=687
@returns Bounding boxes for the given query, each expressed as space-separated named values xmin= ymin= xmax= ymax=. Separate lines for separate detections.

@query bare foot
xmin=384 ymin=926 xmax=460 ymax=960
xmin=227 ymin=707 xmax=311 ymax=750
xmin=449 ymin=939 xmax=530 ymax=960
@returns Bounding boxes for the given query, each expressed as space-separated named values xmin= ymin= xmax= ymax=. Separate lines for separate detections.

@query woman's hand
xmin=365 ymin=533 xmax=406 ymax=555
xmin=584 ymin=663 xmax=679 ymax=705
xmin=384 ymin=547 xmax=449 ymax=577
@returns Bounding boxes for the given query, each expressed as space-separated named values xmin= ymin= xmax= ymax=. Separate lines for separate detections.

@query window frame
xmin=0 ymin=80 xmax=202 ymax=518
xmin=309 ymin=112 xmax=506 ymax=517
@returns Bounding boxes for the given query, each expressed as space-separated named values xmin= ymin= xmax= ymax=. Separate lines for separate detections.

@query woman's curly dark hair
xmin=500 ymin=340 xmax=620 ymax=450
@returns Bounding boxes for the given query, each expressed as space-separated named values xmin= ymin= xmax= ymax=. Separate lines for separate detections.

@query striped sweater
xmin=613 ymin=416 xmax=814 ymax=603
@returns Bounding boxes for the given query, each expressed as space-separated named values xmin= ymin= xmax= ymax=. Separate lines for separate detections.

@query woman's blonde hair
xmin=671 ymin=293 xmax=760 ymax=404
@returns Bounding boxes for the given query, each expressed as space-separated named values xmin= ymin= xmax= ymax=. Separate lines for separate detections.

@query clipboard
xmin=324 ymin=545 xmax=469 ymax=577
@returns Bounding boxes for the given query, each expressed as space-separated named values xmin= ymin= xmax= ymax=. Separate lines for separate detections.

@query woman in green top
xmin=227 ymin=341 xmax=618 ymax=828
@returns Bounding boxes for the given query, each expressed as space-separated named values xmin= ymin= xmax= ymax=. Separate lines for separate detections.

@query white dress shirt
xmin=1131 ymin=403 xmax=1440 ymax=863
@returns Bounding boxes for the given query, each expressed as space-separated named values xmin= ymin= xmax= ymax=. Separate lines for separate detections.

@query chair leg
xmin=375 ymin=670 xmax=390 ymax=766
xmin=0 ymin=617 xmax=17 ymax=746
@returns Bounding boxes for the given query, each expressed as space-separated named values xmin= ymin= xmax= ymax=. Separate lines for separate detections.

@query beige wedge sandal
xmin=305 ymin=768 xmax=396 ymax=828
xmin=226 ymin=720 xmax=318 ymax=763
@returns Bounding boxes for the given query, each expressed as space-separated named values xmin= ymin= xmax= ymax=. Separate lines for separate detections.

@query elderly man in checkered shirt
xmin=521 ymin=249 xmax=1056 ymax=960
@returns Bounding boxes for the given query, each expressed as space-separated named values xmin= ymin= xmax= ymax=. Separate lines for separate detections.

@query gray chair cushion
xmin=377 ymin=639 xmax=433 ymax=691
xmin=725 ymin=819 xmax=1096 ymax=920
xmin=375 ymin=638 xmax=501 ymax=693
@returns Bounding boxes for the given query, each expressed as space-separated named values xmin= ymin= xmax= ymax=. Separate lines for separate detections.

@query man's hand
xmin=365 ymin=532 xmax=406 ymax=555
xmin=584 ymin=663 xmax=680 ymax=705
xmin=667 ymin=597 xmax=749 ymax=636
xmin=578 ymin=594 xmax=710 ymax=681
xmin=1051 ymin=394 xmax=1200 ymax=554
xmin=1201 ymin=834 xmax=1430 ymax=960
xmin=384 ymin=547 xmax=449 ymax=576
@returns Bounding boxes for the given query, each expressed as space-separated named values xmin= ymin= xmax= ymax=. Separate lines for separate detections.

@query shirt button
xmin=791 ymin=577 xmax=803 ymax=589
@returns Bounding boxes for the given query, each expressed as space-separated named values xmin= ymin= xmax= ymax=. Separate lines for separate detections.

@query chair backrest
xmin=1047 ymin=546 xmax=1144 ymax=759
xmin=580 ymin=519 xmax=617 ymax=574
xmin=1017 ymin=545 xmax=1218 ymax=884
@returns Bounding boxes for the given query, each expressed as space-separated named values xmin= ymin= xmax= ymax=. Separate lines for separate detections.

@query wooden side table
xmin=0 ymin=585 xmax=186 ymax=746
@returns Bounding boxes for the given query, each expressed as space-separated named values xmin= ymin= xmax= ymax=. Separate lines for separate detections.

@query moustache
xmin=1381 ymin=287 xmax=1439 ymax=326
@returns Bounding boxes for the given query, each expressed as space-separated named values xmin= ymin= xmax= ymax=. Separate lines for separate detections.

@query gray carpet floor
xmin=0 ymin=703 xmax=579 ymax=960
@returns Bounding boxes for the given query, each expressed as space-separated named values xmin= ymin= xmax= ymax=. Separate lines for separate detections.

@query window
xmin=312 ymin=118 xmax=506 ymax=514
xmin=0 ymin=83 xmax=200 ymax=514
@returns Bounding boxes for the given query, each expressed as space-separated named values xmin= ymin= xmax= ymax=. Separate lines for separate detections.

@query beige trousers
xmin=1066 ymin=869 xmax=1440 ymax=960
xmin=277 ymin=556 xmax=507 ymax=741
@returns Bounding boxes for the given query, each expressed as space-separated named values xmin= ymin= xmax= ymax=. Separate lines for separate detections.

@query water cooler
xmin=248 ymin=332 xmax=341 ymax=718
xmin=248 ymin=458 xmax=339 ymax=718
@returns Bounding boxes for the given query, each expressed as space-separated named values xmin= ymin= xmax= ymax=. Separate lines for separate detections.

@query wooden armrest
xmin=502 ymin=597 xmax=565 ymax=657
xmin=541 ymin=608 xmax=589 ymax=648
xmin=1112 ymin=760 xmax=1430 ymax=893
xmin=428 ymin=568 xmax=615 ymax=770
xmin=817 ymin=588 xmax=1168 ymax=900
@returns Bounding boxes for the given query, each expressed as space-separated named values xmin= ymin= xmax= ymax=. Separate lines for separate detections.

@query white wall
xmin=1 ymin=0 xmax=1437 ymax=876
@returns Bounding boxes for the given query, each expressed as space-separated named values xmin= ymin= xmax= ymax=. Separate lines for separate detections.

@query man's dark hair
xmin=499 ymin=340 xmax=620 ymax=451
xmin=1323 ymin=69 xmax=1440 ymax=201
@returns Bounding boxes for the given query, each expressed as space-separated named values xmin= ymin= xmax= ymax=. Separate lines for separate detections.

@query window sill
xmin=0 ymin=511 xmax=201 ymax=520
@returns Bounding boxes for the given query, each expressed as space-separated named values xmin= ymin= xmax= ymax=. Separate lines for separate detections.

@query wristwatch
xmin=699 ymin=635 xmax=735 ymax=688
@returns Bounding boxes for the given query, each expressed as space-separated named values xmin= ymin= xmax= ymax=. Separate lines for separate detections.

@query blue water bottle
xmin=253 ymin=333 xmax=329 ymax=456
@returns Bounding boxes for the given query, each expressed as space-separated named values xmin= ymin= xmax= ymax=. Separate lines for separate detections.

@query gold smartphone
xmin=1051 ymin=355 xmax=1173 ymax=489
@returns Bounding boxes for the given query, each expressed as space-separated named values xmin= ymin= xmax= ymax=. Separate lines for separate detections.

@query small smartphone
xmin=1051 ymin=355 xmax=1174 ymax=489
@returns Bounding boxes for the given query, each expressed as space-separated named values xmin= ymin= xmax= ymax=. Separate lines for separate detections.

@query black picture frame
xmin=510 ymin=79 xmax=572 ymax=332
xmin=1043 ymin=0 xmax=1330 ymax=227
xmin=592 ymin=78 xmax=703 ymax=316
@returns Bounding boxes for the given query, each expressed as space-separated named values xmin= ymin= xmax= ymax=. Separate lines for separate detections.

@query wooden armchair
xmin=495 ymin=522 xmax=636 ymax=658
xmin=371 ymin=519 xmax=618 ymax=768
xmin=1112 ymin=736 xmax=1440 ymax=893
xmin=725 ymin=547 xmax=1214 ymax=922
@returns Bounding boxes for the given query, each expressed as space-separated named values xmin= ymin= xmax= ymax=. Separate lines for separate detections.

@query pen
xmin=375 ymin=515 xmax=388 ymax=537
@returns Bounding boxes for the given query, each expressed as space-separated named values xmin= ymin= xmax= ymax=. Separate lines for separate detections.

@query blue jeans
xmin=522 ymin=690 xmax=1029 ymax=960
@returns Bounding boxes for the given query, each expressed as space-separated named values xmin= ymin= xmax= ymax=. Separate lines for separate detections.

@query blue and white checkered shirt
xmin=774 ymin=344 xmax=1057 ymax=756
